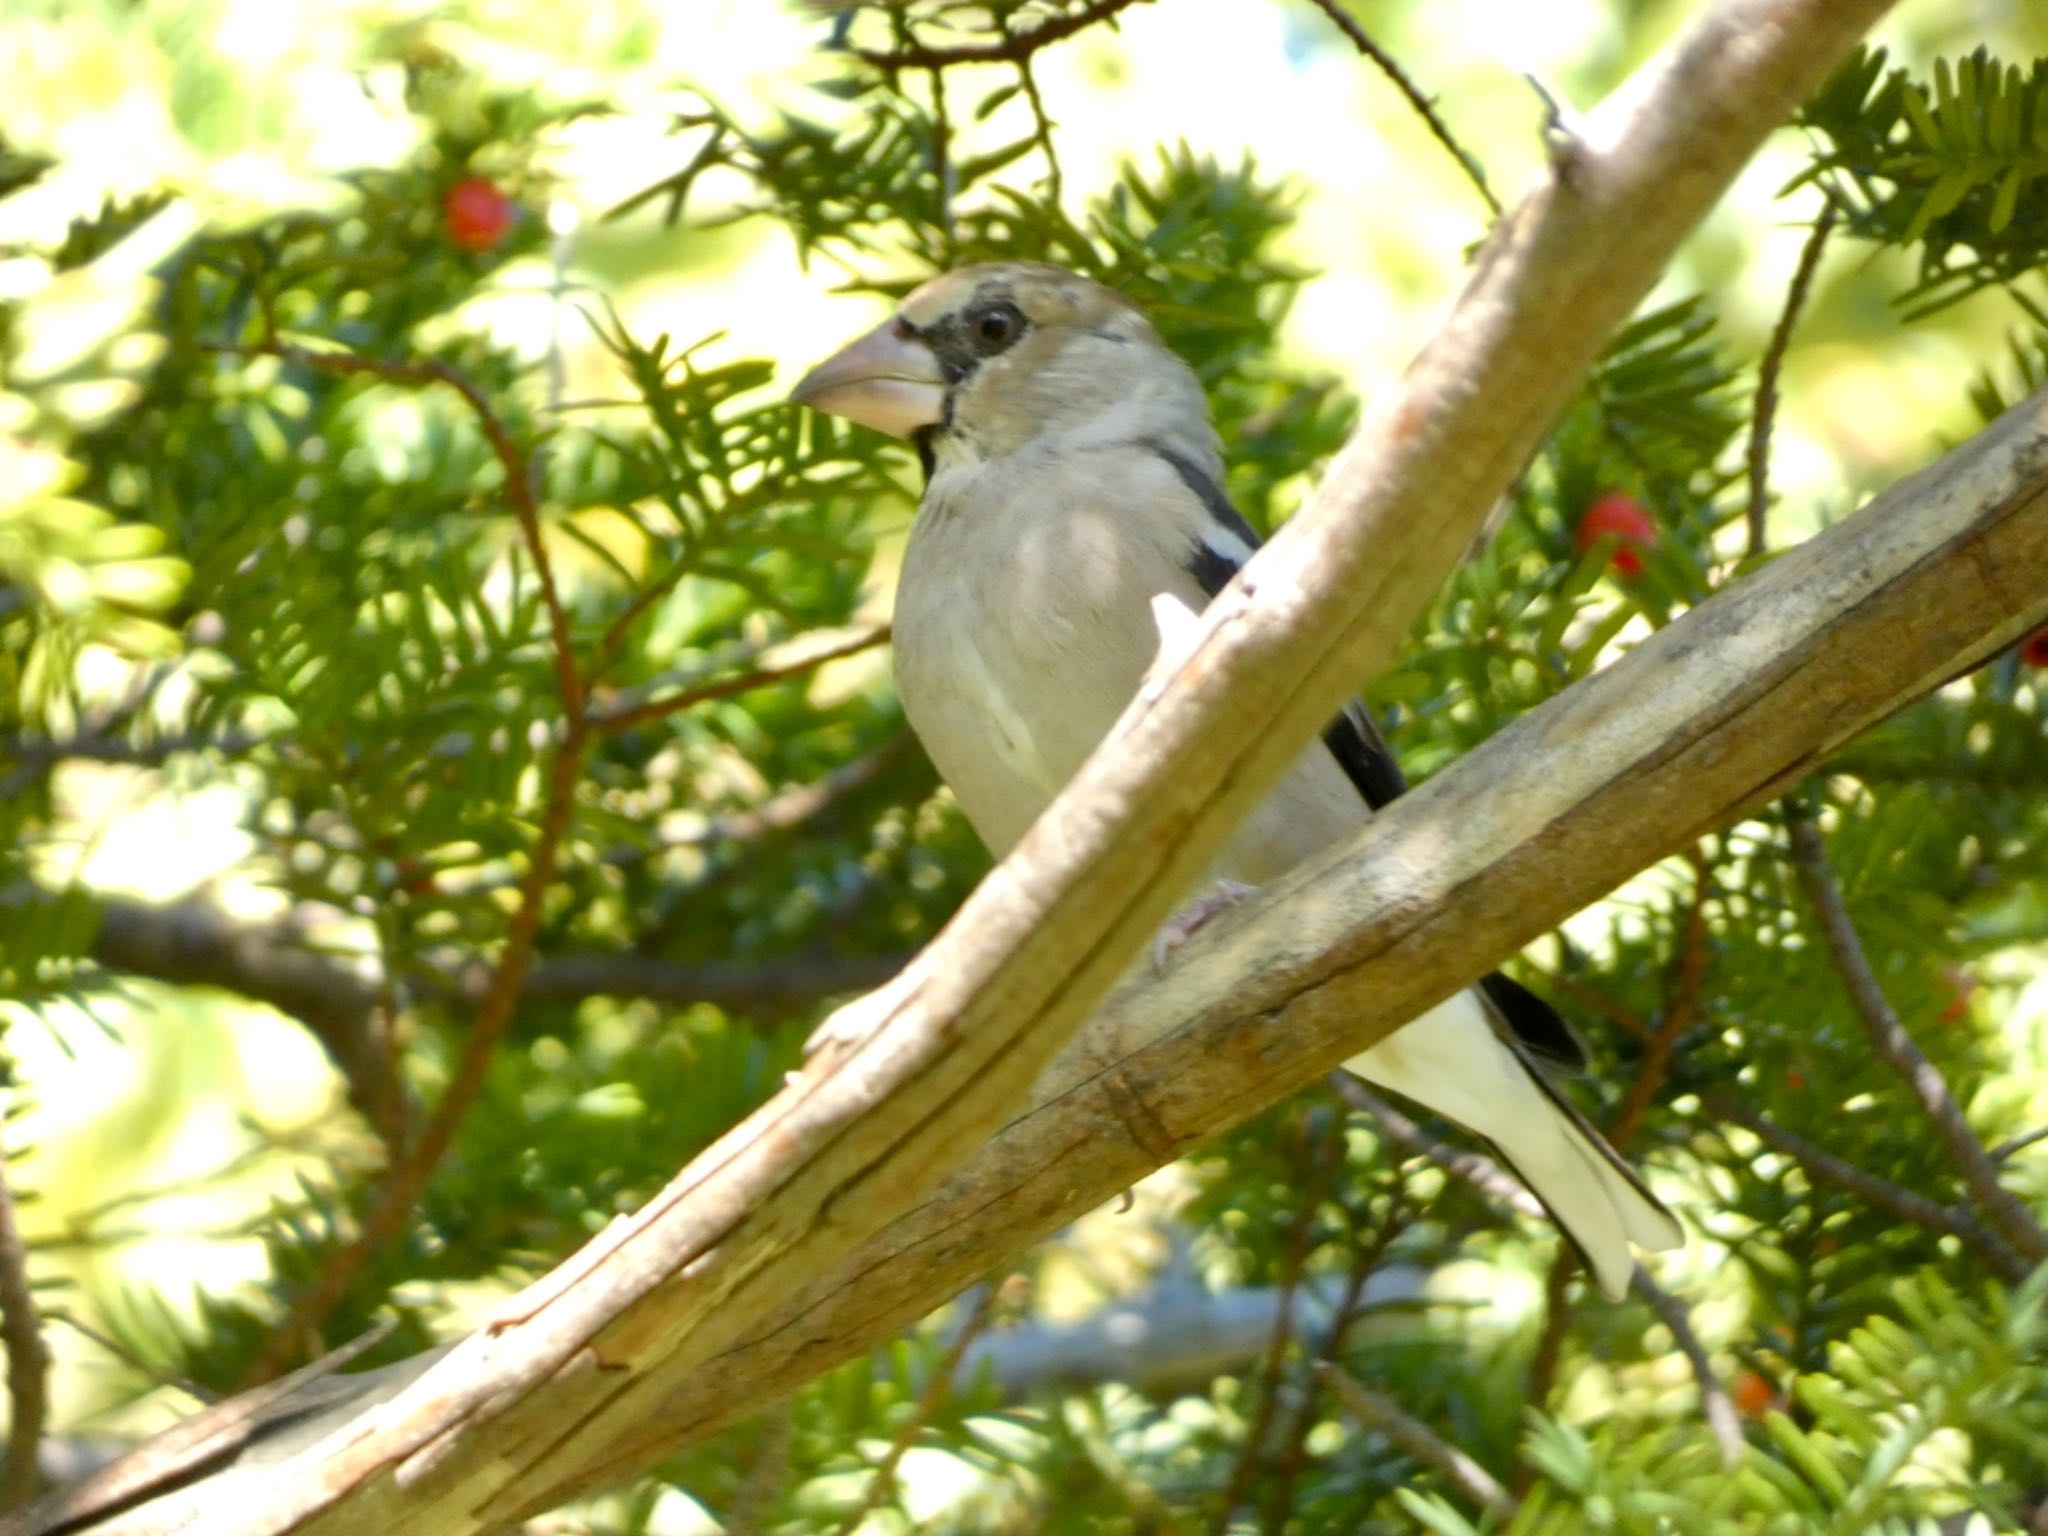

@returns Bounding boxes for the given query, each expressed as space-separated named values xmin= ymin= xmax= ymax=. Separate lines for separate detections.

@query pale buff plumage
xmin=794 ymin=262 xmax=1681 ymax=1298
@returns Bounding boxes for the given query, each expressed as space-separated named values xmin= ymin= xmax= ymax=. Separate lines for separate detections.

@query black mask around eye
xmin=922 ymin=296 xmax=1031 ymax=382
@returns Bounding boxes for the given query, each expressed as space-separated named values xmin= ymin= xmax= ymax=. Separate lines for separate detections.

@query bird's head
xmin=791 ymin=262 xmax=1210 ymax=469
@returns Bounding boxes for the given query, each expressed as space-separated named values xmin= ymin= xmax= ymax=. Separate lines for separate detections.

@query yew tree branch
xmin=12 ymin=3 xmax=1912 ymax=1531
xmin=1782 ymin=806 xmax=2048 ymax=1265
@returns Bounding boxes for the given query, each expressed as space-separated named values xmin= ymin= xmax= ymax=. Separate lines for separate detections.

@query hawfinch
xmin=794 ymin=262 xmax=1681 ymax=1298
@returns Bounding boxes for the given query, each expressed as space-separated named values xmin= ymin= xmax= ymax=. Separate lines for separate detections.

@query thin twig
xmin=1332 ymin=1077 xmax=1541 ymax=1217
xmin=205 ymin=338 xmax=584 ymax=720
xmin=1016 ymin=53 xmax=1062 ymax=207
xmin=1300 ymin=0 xmax=1499 ymax=216
xmin=722 ymin=1401 xmax=794 ymax=1536
xmin=1519 ymin=1250 xmax=1578 ymax=1469
xmin=929 ymin=65 xmax=955 ymax=254
xmin=589 ymin=625 xmax=890 ymax=733
xmin=830 ymin=1286 xmax=1000 ymax=1536
xmin=632 ymin=735 xmax=915 ymax=853
xmin=852 ymin=0 xmax=1148 ymax=69
xmin=1744 ymin=201 xmax=1838 ymax=559
xmin=1210 ymin=1114 xmax=1341 ymax=1535
xmin=0 ymin=1157 xmax=49 ymax=1508
xmin=1783 ymin=803 xmax=2048 ymax=1265
xmin=1261 ymin=1197 xmax=1411 ymax=1532
xmin=242 ymin=726 xmax=591 ymax=1384
xmin=1319 ymin=1362 xmax=1511 ymax=1517
xmin=48 ymin=1314 xmax=213 ymax=1407
xmin=1700 ymin=1090 xmax=2027 ymax=1282
xmin=1631 ymin=1268 xmax=1743 ymax=1467
xmin=1609 ymin=847 xmax=1711 ymax=1151
xmin=1993 ymin=1127 xmax=2048 ymax=1166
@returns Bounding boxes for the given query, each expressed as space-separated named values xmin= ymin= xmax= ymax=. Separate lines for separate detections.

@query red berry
xmin=1939 ymin=968 xmax=1973 ymax=1025
xmin=1574 ymin=492 xmax=1658 ymax=578
xmin=1732 ymin=1369 xmax=1776 ymax=1420
xmin=2020 ymin=626 xmax=2048 ymax=668
xmin=444 ymin=177 xmax=515 ymax=252
xmin=1785 ymin=1066 xmax=1806 ymax=1093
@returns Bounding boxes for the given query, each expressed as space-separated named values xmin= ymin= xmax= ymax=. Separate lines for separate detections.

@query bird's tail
xmin=1346 ymin=990 xmax=1682 ymax=1300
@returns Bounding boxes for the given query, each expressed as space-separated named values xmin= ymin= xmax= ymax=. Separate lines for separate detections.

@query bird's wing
xmin=1151 ymin=440 xmax=1587 ymax=1075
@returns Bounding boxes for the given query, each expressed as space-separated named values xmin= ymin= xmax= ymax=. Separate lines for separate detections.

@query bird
xmin=792 ymin=261 xmax=1681 ymax=1299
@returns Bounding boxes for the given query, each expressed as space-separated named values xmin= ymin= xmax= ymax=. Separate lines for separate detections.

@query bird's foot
xmin=1151 ymin=879 xmax=1259 ymax=973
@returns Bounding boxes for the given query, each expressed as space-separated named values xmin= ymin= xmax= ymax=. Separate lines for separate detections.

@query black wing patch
xmin=1152 ymin=438 xmax=1587 ymax=1075
xmin=1478 ymin=972 xmax=1588 ymax=1074
xmin=1151 ymin=441 xmax=1264 ymax=588
xmin=1156 ymin=440 xmax=1407 ymax=811
xmin=1323 ymin=704 xmax=1408 ymax=813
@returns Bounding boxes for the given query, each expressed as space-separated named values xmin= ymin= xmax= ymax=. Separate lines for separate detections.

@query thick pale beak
xmin=790 ymin=318 xmax=947 ymax=438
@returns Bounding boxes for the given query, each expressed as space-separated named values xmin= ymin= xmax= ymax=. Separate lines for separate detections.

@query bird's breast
xmin=893 ymin=477 xmax=1160 ymax=856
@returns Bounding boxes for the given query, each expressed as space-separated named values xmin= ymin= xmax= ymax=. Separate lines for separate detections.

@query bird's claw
xmin=1151 ymin=879 xmax=1258 ymax=973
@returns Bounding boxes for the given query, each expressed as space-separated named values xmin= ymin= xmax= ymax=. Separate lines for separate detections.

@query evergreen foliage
xmin=2 ymin=3 xmax=2047 ymax=1532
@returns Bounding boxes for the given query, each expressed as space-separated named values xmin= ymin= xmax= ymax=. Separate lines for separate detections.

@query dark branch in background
xmin=1300 ymin=0 xmax=1500 ymax=216
xmin=1633 ymin=1265 xmax=1743 ymax=1468
xmin=1699 ymin=1089 xmax=2028 ymax=1283
xmin=0 ymin=1158 xmax=48 ymax=1510
xmin=851 ymin=0 xmax=1148 ymax=69
xmin=1745 ymin=199 xmax=1838 ymax=559
xmin=1783 ymin=803 xmax=2048 ymax=1266
xmin=1319 ymin=1363 xmax=1510 ymax=1518
xmin=1609 ymin=848 xmax=1712 ymax=1151
xmin=0 ymin=732 xmax=266 ymax=800
xmin=89 ymin=895 xmax=901 ymax=1133
xmin=91 ymin=898 xmax=408 ymax=1146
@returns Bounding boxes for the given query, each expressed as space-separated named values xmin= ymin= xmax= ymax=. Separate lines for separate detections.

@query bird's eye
xmin=970 ymin=302 xmax=1023 ymax=353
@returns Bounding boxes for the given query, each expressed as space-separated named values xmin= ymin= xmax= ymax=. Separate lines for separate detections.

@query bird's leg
xmin=1151 ymin=879 xmax=1259 ymax=973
